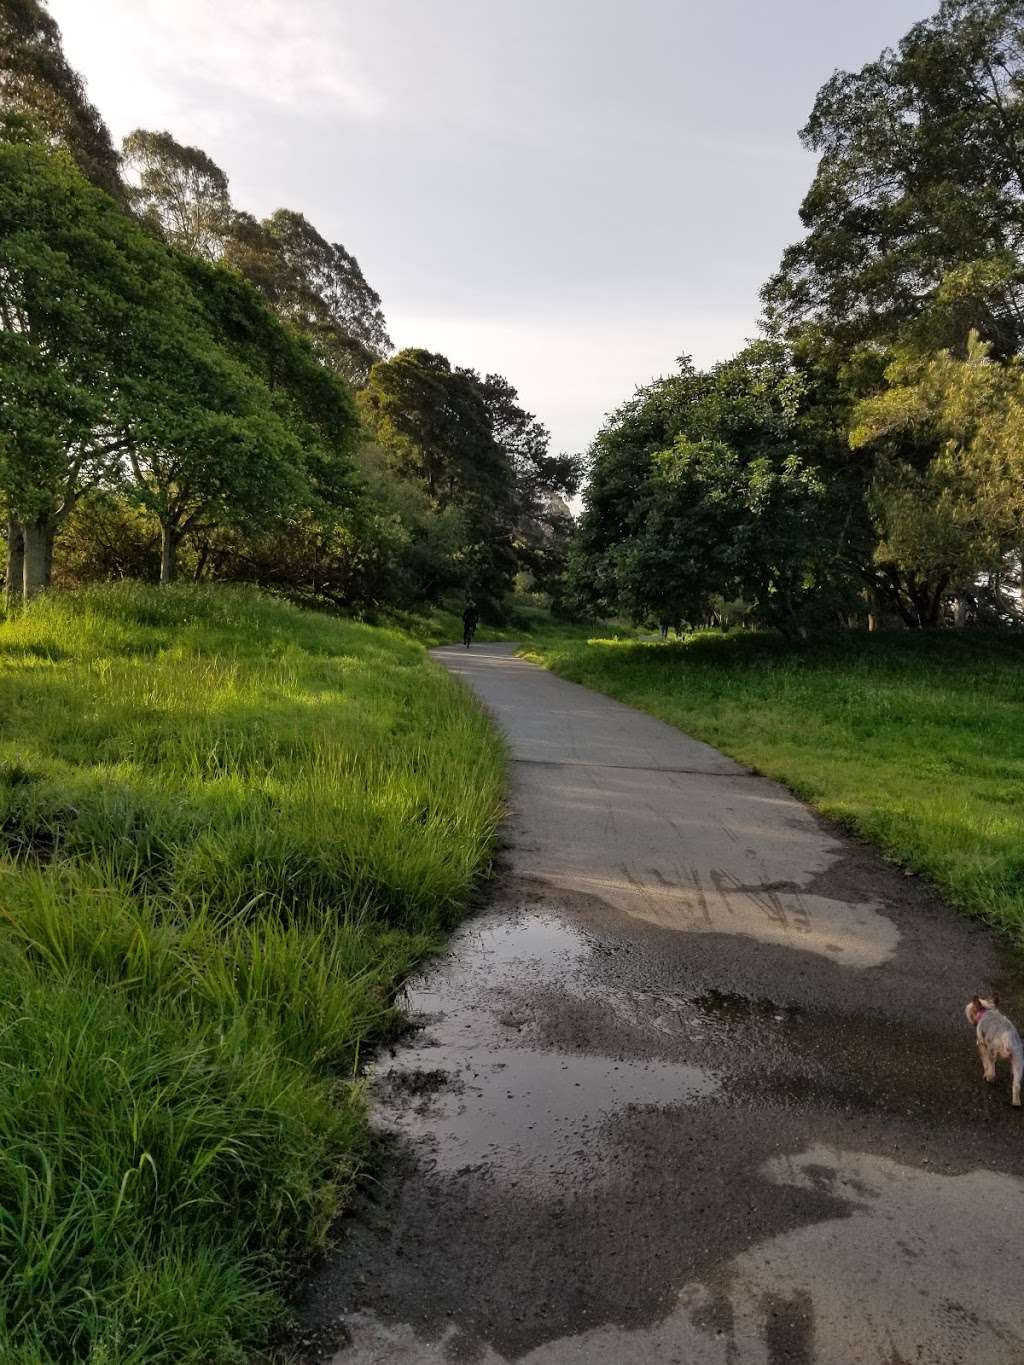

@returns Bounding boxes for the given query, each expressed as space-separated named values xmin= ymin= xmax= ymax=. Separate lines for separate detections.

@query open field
xmin=0 ymin=584 xmax=503 ymax=1363
xmin=524 ymin=630 xmax=1024 ymax=943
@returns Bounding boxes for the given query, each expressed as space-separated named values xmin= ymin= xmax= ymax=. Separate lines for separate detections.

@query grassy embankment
xmin=0 ymin=584 xmax=503 ymax=1364
xmin=524 ymin=630 xmax=1024 ymax=941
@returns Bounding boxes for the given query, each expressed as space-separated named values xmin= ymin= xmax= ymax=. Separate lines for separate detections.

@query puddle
xmin=383 ymin=1046 xmax=715 ymax=1177
xmin=562 ymin=1146 xmax=1024 ymax=1364
xmin=372 ymin=907 xmax=719 ymax=1183
xmin=403 ymin=909 xmax=590 ymax=1021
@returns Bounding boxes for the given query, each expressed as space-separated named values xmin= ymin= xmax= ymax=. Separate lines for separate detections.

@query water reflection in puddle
xmin=373 ymin=909 xmax=718 ymax=1183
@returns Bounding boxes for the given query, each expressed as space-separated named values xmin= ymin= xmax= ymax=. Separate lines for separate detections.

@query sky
xmin=49 ymin=0 xmax=934 ymax=458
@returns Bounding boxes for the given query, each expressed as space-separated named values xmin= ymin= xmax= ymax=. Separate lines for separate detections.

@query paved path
xmin=303 ymin=644 xmax=1024 ymax=1364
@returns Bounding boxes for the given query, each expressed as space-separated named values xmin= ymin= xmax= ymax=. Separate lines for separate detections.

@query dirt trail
xmin=301 ymin=644 xmax=1024 ymax=1364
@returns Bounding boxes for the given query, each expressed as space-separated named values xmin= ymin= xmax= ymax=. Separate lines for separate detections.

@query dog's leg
xmin=1012 ymin=1052 xmax=1022 ymax=1108
xmin=979 ymin=1038 xmax=996 ymax=1083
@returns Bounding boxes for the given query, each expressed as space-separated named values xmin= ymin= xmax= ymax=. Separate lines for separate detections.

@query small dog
xmin=966 ymin=995 xmax=1023 ymax=1107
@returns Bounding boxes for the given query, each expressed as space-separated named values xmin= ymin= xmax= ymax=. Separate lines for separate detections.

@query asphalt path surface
xmin=301 ymin=644 xmax=1024 ymax=1364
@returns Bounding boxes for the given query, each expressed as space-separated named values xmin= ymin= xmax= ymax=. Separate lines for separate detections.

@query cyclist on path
xmin=462 ymin=600 xmax=479 ymax=648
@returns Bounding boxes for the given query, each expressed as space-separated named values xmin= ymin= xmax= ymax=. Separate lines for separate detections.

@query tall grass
xmin=527 ymin=629 xmax=1024 ymax=941
xmin=0 ymin=583 xmax=504 ymax=1362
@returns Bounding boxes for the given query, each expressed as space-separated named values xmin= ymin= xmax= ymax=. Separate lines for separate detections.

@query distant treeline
xmin=571 ymin=0 xmax=1024 ymax=634
xmin=0 ymin=0 xmax=580 ymax=615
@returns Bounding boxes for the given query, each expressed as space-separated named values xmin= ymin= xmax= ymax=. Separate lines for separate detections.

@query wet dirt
xmin=298 ymin=646 xmax=1024 ymax=1364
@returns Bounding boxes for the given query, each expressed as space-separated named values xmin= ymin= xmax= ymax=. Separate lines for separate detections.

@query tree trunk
xmin=192 ymin=539 xmax=211 ymax=582
xmin=22 ymin=518 xmax=50 ymax=600
xmin=5 ymin=519 xmax=24 ymax=609
xmin=954 ymin=595 xmax=968 ymax=628
xmin=160 ymin=522 xmax=179 ymax=584
xmin=925 ymin=576 xmax=949 ymax=628
xmin=42 ymin=526 xmax=54 ymax=588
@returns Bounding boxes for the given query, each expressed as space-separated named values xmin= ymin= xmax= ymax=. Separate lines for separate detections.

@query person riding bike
xmin=462 ymin=601 xmax=479 ymax=648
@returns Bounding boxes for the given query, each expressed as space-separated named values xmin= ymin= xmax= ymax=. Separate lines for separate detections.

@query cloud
xmin=163 ymin=0 xmax=384 ymax=117
xmin=49 ymin=0 xmax=383 ymax=144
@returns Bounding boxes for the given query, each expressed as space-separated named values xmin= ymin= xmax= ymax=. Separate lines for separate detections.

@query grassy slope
xmin=524 ymin=630 xmax=1024 ymax=941
xmin=0 ymin=584 xmax=503 ymax=1364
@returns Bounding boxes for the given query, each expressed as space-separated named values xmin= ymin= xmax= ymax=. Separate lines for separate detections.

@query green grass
xmin=0 ymin=583 xmax=504 ymax=1363
xmin=524 ymin=629 xmax=1024 ymax=941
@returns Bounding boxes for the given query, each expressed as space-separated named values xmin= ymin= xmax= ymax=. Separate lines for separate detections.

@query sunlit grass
xmin=0 ymin=583 xmax=504 ymax=1362
xmin=525 ymin=629 xmax=1024 ymax=941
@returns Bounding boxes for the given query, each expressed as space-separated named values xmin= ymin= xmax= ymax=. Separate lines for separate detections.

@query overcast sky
xmin=49 ymin=0 xmax=933 ymax=457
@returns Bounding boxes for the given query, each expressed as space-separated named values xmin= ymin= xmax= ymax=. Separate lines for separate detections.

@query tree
xmin=360 ymin=349 xmax=537 ymax=610
xmin=763 ymin=0 xmax=1024 ymax=358
xmin=157 ymin=252 xmax=360 ymax=585
xmin=360 ymin=349 xmax=496 ymax=503
xmin=570 ymin=342 xmax=865 ymax=632
xmin=0 ymin=123 xmax=354 ymax=592
xmin=117 ymin=129 xmax=391 ymax=386
xmin=0 ymin=0 xmax=122 ymax=198
xmin=850 ymin=331 xmax=1024 ymax=622
xmin=122 ymin=129 xmax=232 ymax=260
xmin=225 ymin=207 xmax=391 ymax=386
xmin=1 ymin=117 xmax=137 ymax=597
xmin=588 ymin=438 xmax=833 ymax=637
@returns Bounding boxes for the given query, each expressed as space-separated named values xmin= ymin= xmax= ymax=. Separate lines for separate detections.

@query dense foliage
xmin=0 ymin=0 xmax=577 ymax=618
xmin=573 ymin=0 xmax=1024 ymax=634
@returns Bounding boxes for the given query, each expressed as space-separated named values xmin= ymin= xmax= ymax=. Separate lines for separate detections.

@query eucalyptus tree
xmin=360 ymin=348 xmax=523 ymax=608
xmin=226 ymin=208 xmax=391 ymax=386
xmin=0 ymin=0 xmax=123 ymax=198
xmin=115 ymin=124 xmax=392 ymax=387
xmin=471 ymin=372 xmax=581 ymax=595
xmin=360 ymin=348 xmax=497 ymax=504
xmin=122 ymin=129 xmax=232 ymax=260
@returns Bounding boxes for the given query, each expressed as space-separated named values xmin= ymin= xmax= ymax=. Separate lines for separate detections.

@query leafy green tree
xmin=179 ymin=254 xmax=360 ymax=520
xmin=592 ymin=439 xmax=833 ymax=637
xmin=360 ymin=348 xmax=498 ymax=504
xmin=0 ymin=0 xmax=123 ymax=198
xmin=122 ymin=129 xmax=232 ymax=260
xmin=1 ymin=117 xmax=136 ymax=596
xmin=763 ymin=0 xmax=1024 ymax=358
xmin=360 ymin=349 xmax=530 ymax=610
xmin=572 ymin=357 xmax=711 ymax=598
xmin=571 ymin=342 xmax=866 ymax=632
xmin=117 ymin=129 xmax=391 ymax=385
xmin=225 ymin=207 xmax=391 ymax=386
xmin=850 ymin=331 xmax=1024 ymax=622
xmin=0 ymin=122 xmax=353 ymax=591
